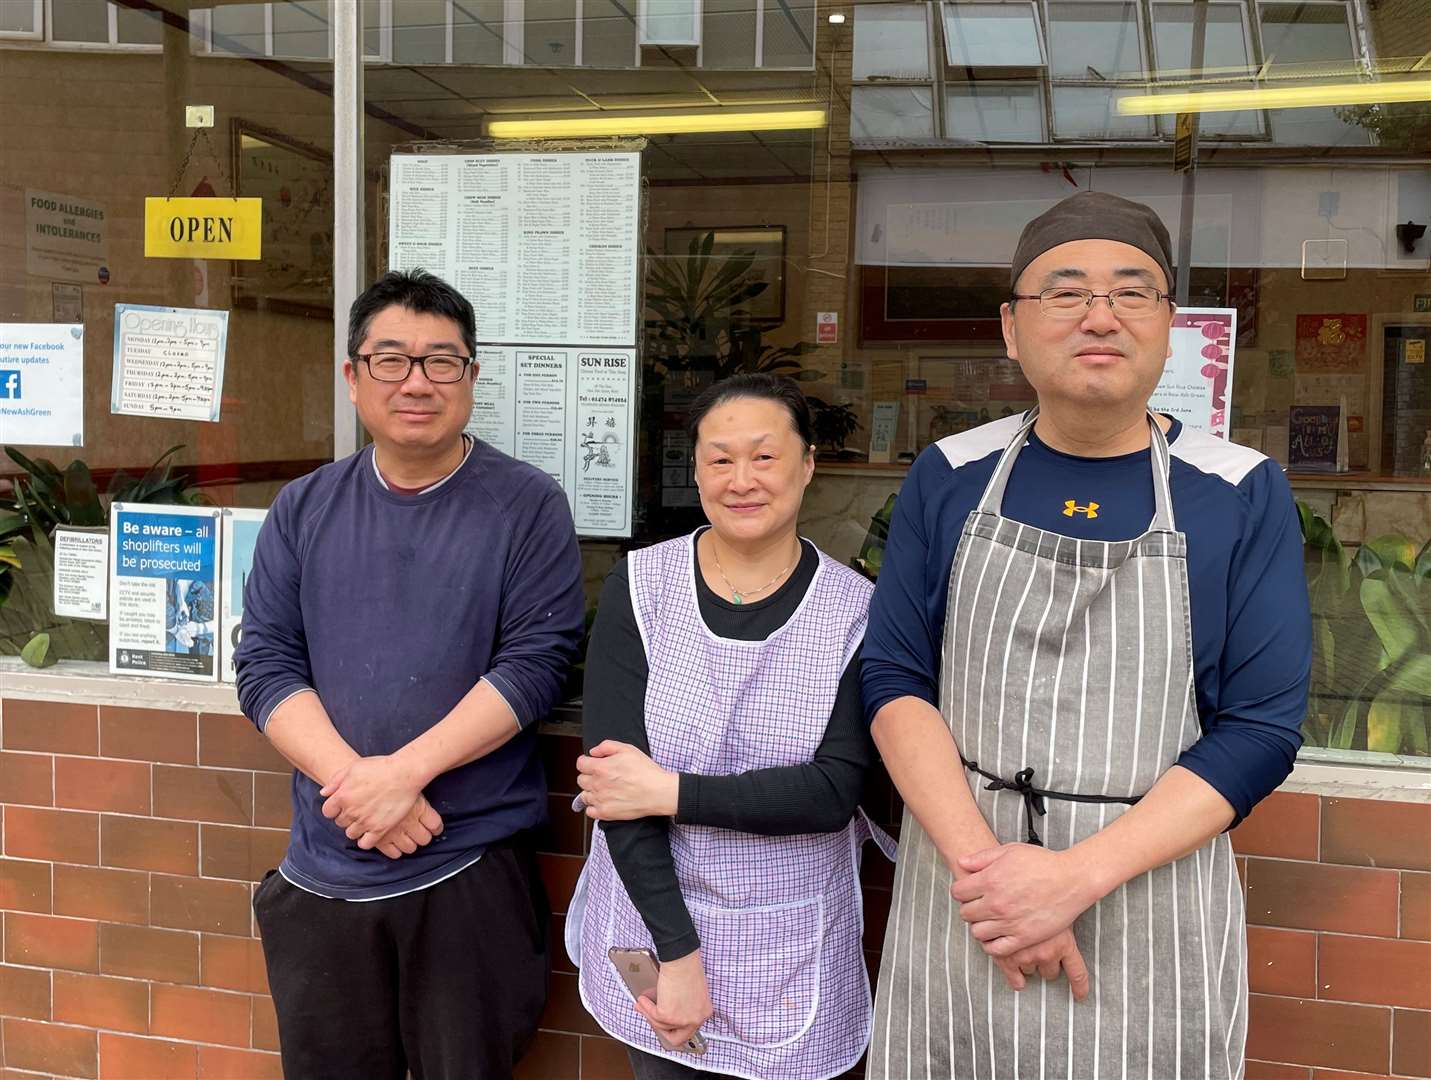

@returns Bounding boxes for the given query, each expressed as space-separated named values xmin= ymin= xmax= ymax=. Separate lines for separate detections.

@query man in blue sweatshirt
xmin=236 ymin=269 xmax=585 ymax=1079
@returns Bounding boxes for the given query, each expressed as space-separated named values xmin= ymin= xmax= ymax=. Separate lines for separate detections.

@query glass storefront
xmin=2 ymin=0 xmax=1426 ymax=766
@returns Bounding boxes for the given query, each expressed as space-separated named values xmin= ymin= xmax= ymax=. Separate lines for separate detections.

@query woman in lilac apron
xmin=567 ymin=374 xmax=894 ymax=1080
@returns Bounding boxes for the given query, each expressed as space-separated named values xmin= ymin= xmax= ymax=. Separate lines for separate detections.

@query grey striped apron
xmin=869 ymin=413 xmax=1246 ymax=1080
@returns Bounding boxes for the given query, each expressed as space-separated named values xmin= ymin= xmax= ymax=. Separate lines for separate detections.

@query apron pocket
xmin=687 ymin=893 xmax=824 ymax=1049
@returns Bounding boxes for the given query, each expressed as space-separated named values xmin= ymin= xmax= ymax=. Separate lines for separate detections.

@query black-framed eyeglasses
xmin=1010 ymin=287 xmax=1170 ymax=320
xmin=354 ymin=352 xmax=475 ymax=383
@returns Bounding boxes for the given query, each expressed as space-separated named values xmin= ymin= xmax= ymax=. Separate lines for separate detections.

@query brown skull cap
xmin=1010 ymin=191 xmax=1174 ymax=292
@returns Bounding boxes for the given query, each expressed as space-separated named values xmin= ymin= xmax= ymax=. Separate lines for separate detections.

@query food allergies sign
xmin=109 ymin=504 xmax=221 ymax=682
xmin=26 ymin=190 xmax=108 ymax=282
xmin=0 ymin=323 xmax=84 ymax=446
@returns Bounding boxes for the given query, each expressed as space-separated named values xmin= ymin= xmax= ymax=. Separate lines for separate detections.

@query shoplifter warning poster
xmin=108 ymin=503 xmax=220 ymax=681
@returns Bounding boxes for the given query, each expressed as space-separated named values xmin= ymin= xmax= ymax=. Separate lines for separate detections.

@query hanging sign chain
xmin=166 ymin=128 xmax=235 ymax=199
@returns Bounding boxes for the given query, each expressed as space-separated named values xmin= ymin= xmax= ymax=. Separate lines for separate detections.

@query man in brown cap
xmin=861 ymin=191 xmax=1311 ymax=1077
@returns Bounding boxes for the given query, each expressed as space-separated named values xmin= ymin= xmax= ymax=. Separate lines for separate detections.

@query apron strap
xmin=960 ymin=755 xmax=1144 ymax=847
xmin=975 ymin=408 xmax=1178 ymax=533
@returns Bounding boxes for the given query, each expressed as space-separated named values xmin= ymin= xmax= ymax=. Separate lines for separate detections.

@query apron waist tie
xmin=959 ymin=756 xmax=1144 ymax=847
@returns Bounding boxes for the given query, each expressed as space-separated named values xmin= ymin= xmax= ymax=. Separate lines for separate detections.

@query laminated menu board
xmin=1150 ymin=308 xmax=1237 ymax=439
xmin=389 ymin=150 xmax=642 ymax=537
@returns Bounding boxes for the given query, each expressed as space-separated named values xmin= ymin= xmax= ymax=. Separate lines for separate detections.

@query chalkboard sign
xmin=1288 ymin=405 xmax=1341 ymax=471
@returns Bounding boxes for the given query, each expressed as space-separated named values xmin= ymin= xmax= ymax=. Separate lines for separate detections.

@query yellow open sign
xmin=144 ymin=197 xmax=262 ymax=260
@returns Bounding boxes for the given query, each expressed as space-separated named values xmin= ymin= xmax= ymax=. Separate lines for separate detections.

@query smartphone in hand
xmin=607 ymin=946 xmax=709 ymax=1056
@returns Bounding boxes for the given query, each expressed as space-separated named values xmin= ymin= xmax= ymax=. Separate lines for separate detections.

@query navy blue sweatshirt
xmin=235 ymin=442 xmax=585 ymax=899
xmin=863 ymin=415 xmax=1311 ymax=826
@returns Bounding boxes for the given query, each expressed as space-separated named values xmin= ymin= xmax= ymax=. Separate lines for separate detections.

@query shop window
xmin=698 ymin=0 xmax=753 ymax=68
xmin=760 ymin=0 xmax=815 ymax=68
xmin=640 ymin=0 xmax=699 ymax=45
xmin=209 ymin=3 xmax=269 ymax=56
xmin=584 ymin=0 xmax=637 ymax=67
xmin=271 ymin=0 xmax=331 ymax=58
xmin=0 ymin=0 xmax=41 ymax=38
xmin=393 ymin=0 xmax=449 ymax=63
xmin=945 ymin=82 xmax=1044 ymax=141
xmin=852 ymin=85 xmax=937 ymax=142
xmin=1149 ymin=1 xmax=1261 ymax=136
xmin=853 ymin=4 xmax=931 ymax=81
xmin=940 ymin=1 xmax=1045 ymax=69
xmin=1051 ymin=84 xmax=1154 ymax=137
xmin=364 ymin=0 xmax=383 ymax=57
xmin=1046 ymin=1 xmax=1144 ymax=80
xmin=1257 ymin=0 xmax=1356 ymax=67
xmin=48 ymin=0 xmax=161 ymax=48
xmin=525 ymin=0 xmax=577 ymax=65
xmin=453 ymin=0 xmax=505 ymax=63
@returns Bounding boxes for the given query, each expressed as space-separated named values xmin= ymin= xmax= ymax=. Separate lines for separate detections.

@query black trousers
xmin=254 ymin=840 xmax=549 ymax=1080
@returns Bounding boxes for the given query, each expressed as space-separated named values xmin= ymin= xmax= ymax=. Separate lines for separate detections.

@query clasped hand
xmin=952 ymin=843 xmax=1096 ymax=1001
xmin=320 ymin=755 xmax=443 ymax=859
xmin=576 ymin=740 xmax=679 ymax=820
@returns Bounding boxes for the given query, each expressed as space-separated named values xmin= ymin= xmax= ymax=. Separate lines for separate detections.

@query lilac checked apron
xmin=869 ymin=413 xmax=1246 ymax=1079
xmin=569 ymin=532 xmax=896 ymax=1080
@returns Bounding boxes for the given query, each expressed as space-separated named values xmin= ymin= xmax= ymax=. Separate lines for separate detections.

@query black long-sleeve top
xmin=582 ymin=532 xmax=873 ymax=961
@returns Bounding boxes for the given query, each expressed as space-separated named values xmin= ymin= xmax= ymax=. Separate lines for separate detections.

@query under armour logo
xmin=1063 ymin=500 xmax=1100 ymax=519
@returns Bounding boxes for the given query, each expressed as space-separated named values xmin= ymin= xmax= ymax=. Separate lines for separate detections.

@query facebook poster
xmin=0 ymin=322 xmax=85 ymax=447
xmin=109 ymin=503 xmax=221 ymax=682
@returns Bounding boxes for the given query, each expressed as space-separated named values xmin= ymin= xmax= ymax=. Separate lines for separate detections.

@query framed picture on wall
xmin=230 ymin=120 xmax=336 ymax=316
xmin=662 ymin=226 xmax=786 ymax=327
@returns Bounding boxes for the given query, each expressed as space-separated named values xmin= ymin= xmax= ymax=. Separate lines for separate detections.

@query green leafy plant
xmin=0 ymin=446 xmax=206 ymax=663
xmin=1299 ymin=501 xmax=1430 ymax=756
xmin=852 ymin=493 xmax=898 ymax=581
xmin=807 ymin=396 xmax=862 ymax=456
xmin=644 ymin=231 xmax=819 ymax=383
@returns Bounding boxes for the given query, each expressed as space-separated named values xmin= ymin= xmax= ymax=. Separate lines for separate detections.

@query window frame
xmin=638 ymin=0 xmax=701 ymax=48
xmin=939 ymin=0 xmax=1047 ymax=71
xmin=0 ymin=0 xmax=43 ymax=40
xmin=45 ymin=0 xmax=162 ymax=51
xmin=1147 ymin=0 xmax=1267 ymax=139
xmin=851 ymin=3 xmax=943 ymax=145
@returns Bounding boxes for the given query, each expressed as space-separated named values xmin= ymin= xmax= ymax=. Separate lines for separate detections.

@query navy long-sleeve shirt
xmin=862 ymin=414 xmax=1311 ymax=825
xmin=235 ymin=441 xmax=585 ymax=899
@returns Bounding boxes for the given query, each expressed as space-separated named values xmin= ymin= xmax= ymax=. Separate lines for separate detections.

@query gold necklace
xmin=709 ymin=538 xmax=799 ymax=605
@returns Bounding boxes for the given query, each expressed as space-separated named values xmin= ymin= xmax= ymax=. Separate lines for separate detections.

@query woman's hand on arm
xmin=578 ymin=740 xmax=679 ymax=820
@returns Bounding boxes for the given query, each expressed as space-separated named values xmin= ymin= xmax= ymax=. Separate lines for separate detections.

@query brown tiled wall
xmin=2 ymin=694 xmax=1429 ymax=1079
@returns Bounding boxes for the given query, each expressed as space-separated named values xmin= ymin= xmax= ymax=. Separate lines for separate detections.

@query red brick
xmin=2 ymin=1017 xmax=96 ymax=1077
xmin=199 ymin=712 xmax=289 ymax=773
xmin=153 ymin=765 xmax=253 ymax=825
xmin=198 ymin=1045 xmax=284 ymax=1079
xmin=1245 ymin=1064 xmax=1311 ymax=1080
xmin=0 ymin=751 xmax=52 ymax=807
xmin=1321 ymin=798 xmax=1431 ymax=872
xmin=1 ymin=699 xmax=97 ymax=755
xmin=1248 ymin=927 xmax=1317 ymax=998
xmin=540 ymin=734 xmax=582 ymax=797
xmin=1246 ymin=859 xmax=1399 ymax=936
xmin=150 ymin=983 xmax=251 ymax=1048
xmin=99 ymin=706 xmax=196 ymax=764
xmin=1319 ymin=934 xmax=1431 ymax=1009
xmin=0 ymin=963 xmax=50 ymax=1020
xmin=98 ymin=923 xmax=199 ymax=985
xmin=53 ymin=865 xmax=148 ymax=925
xmin=54 ymin=756 xmax=150 ymax=815
xmin=514 ymin=1031 xmax=580 ymax=1079
xmin=52 ymin=971 xmax=148 ymax=1034
xmin=3 ymin=805 xmax=97 ymax=864
xmin=1403 ymin=871 xmax=1431 ymax=942
xmin=578 ymin=1035 xmax=633 ymax=1079
xmin=151 ymin=873 xmax=252 ymax=936
xmin=1393 ymin=1007 xmax=1431 ymax=1077
xmin=1246 ymin=995 xmax=1391 ymax=1074
xmin=201 ymin=933 xmax=269 ymax=994
xmin=1311 ymin=1070 xmax=1395 ymax=1080
xmin=100 ymin=815 xmax=198 ymax=875
xmin=539 ymin=853 xmax=584 ymax=914
xmin=252 ymin=772 xmax=292 ymax=829
xmin=251 ymin=993 xmax=279 ymax=1051
xmin=98 ymin=1032 xmax=197 ymax=1079
xmin=1232 ymin=791 xmax=1320 ymax=861
xmin=4 ymin=912 xmax=98 ymax=972
xmin=200 ymin=824 xmax=289 ymax=882
xmin=0 ymin=857 xmax=51 ymax=913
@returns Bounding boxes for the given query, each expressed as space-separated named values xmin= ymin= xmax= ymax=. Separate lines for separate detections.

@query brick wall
xmin=2 ymin=692 xmax=1429 ymax=1079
